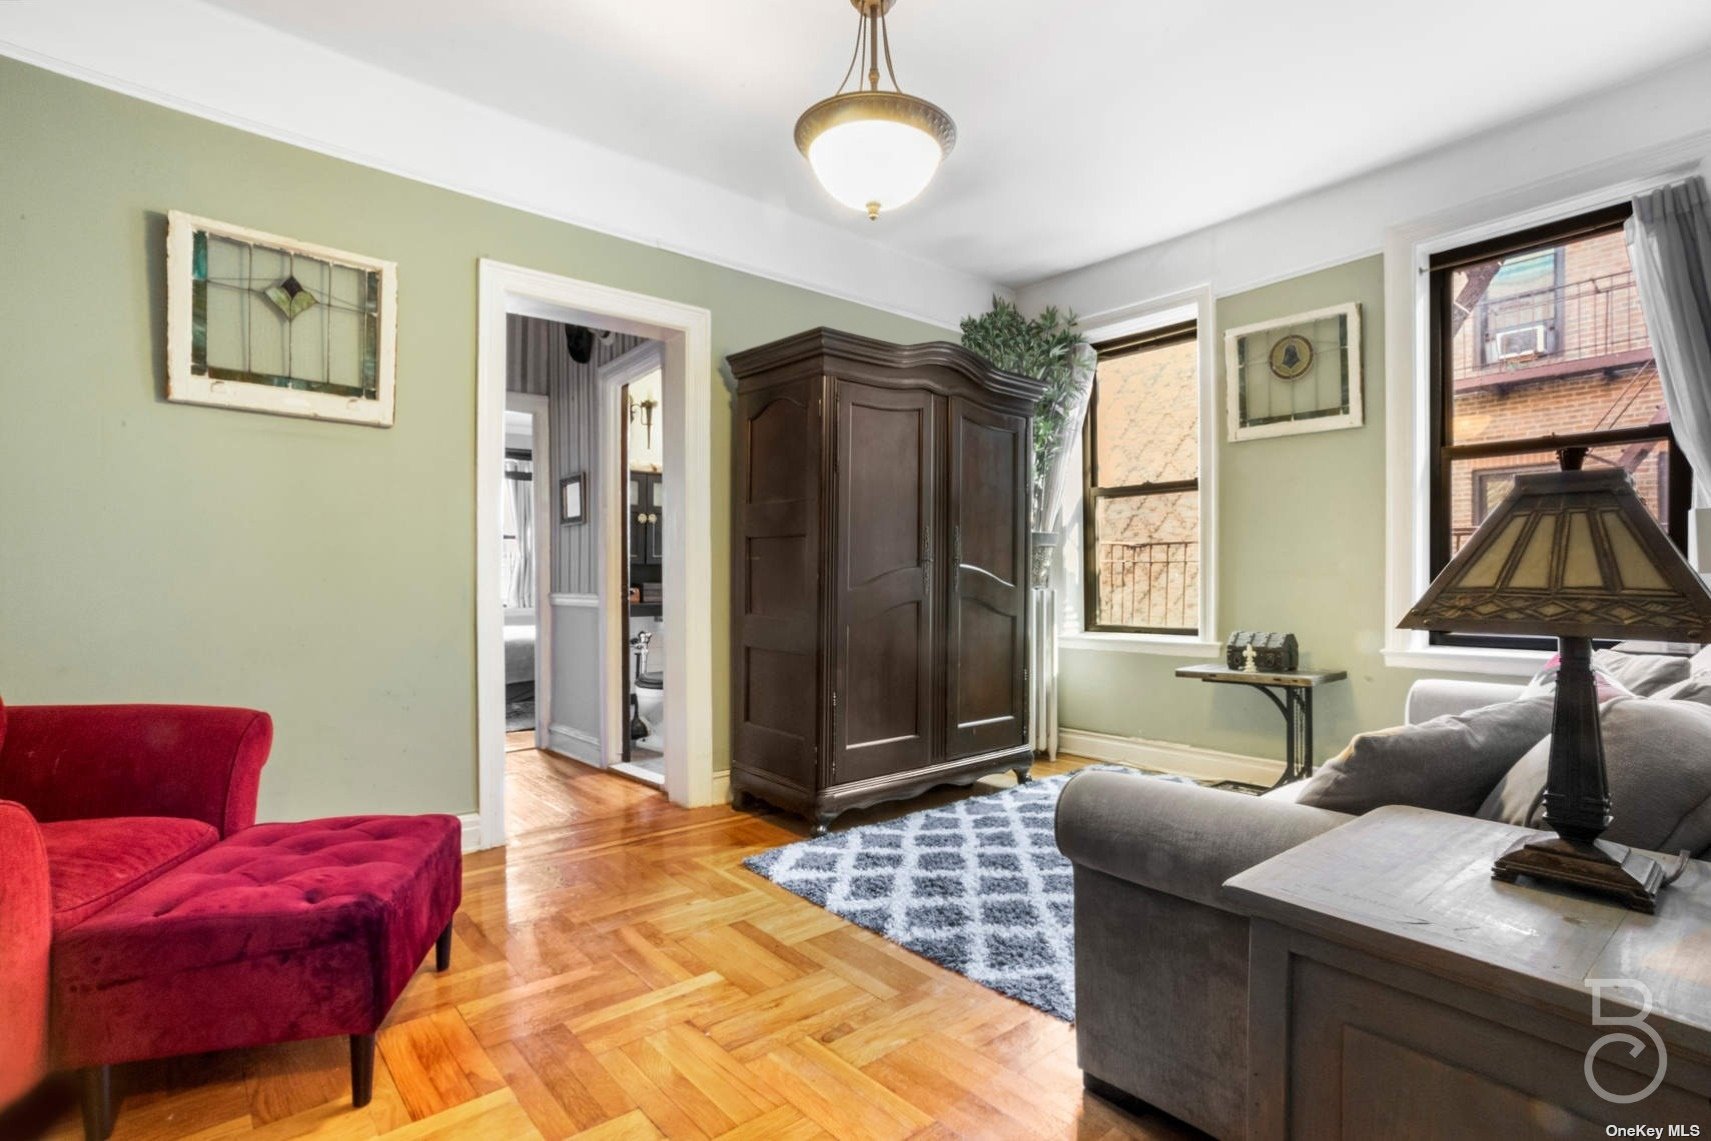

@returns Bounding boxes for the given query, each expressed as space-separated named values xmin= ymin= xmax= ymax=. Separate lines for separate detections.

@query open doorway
xmin=500 ymin=395 xmax=548 ymax=757
xmin=604 ymin=346 xmax=668 ymax=787
xmin=474 ymin=261 xmax=715 ymax=851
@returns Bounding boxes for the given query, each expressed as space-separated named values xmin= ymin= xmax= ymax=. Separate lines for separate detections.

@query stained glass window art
xmin=168 ymin=212 xmax=397 ymax=427
xmin=1223 ymin=303 xmax=1363 ymax=442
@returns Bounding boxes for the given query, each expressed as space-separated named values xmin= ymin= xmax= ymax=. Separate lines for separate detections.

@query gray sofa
xmin=1053 ymin=674 xmax=1691 ymax=1138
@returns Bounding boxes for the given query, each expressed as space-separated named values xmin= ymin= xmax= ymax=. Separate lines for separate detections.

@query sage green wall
xmin=1059 ymin=255 xmax=1491 ymax=763
xmin=0 ymin=59 xmax=950 ymax=822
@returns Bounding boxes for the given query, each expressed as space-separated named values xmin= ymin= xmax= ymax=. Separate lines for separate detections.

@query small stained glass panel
xmin=169 ymin=211 xmax=396 ymax=427
xmin=193 ymin=230 xmax=380 ymax=398
xmin=1225 ymin=303 xmax=1362 ymax=441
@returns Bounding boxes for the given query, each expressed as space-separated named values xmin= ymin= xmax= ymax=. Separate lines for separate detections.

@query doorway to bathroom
xmin=605 ymin=345 xmax=667 ymax=788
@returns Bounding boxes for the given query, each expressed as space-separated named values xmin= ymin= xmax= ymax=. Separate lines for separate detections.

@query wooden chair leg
xmin=350 ymin=1034 xmax=375 ymax=1108
xmin=435 ymin=921 xmax=453 ymax=972
xmin=81 ymin=1065 xmax=112 ymax=1141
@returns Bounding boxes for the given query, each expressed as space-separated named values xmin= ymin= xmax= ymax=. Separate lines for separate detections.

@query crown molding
xmin=0 ymin=0 xmax=999 ymax=331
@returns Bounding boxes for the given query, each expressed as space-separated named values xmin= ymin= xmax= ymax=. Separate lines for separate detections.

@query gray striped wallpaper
xmin=506 ymin=315 xmax=647 ymax=595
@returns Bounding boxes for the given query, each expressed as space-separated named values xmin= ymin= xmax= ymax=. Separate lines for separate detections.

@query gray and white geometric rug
xmin=743 ymin=766 xmax=1193 ymax=1021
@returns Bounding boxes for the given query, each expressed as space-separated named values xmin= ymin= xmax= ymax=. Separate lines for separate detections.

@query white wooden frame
xmin=597 ymin=342 xmax=665 ymax=771
xmin=504 ymin=391 xmax=553 ymax=750
xmin=1223 ymin=302 xmax=1362 ymax=442
xmin=165 ymin=210 xmax=398 ymax=427
xmin=1058 ymin=287 xmax=1223 ymax=659
xmin=475 ymin=260 xmax=714 ymax=850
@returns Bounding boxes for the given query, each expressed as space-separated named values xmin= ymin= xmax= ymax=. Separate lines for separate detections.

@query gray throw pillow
xmin=1477 ymin=697 xmax=1711 ymax=857
xmin=1295 ymin=698 xmax=1554 ymax=817
xmin=1592 ymin=649 xmax=1692 ymax=697
xmin=1652 ymin=675 xmax=1711 ymax=707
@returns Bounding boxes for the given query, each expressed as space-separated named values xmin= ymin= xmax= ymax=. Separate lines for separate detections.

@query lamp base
xmin=1491 ymin=834 xmax=1684 ymax=913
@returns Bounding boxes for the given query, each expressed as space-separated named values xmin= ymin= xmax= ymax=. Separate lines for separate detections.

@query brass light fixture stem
xmin=868 ymin=3 xmax=881 ymax=90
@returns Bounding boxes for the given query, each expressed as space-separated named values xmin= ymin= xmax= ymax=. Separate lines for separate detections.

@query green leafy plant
xmin=959 ymin=297 xmax=1091 ymax=526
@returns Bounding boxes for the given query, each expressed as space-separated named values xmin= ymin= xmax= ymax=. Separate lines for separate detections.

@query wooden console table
xmin=1226 ymin=806 xmax=1711 ymax=1139
xmin=1173 ymin=663 xmax=1346 ymax=786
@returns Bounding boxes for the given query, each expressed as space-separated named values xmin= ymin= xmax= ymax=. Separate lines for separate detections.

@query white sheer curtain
xmin=1031 ymin=343 xmax=1097 ymax=756
xmin=503 ymin=456 xmax=535 ymax=609
xmin=1626 ymin=176 xmax=1711 ymax=500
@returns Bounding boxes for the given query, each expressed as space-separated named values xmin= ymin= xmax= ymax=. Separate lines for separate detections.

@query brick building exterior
xmin=1445 ymin=229 xmax=1668 ymax=549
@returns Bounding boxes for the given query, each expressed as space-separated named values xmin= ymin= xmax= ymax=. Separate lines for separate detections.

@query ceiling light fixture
xmin=795 ymin=0 xmax=955 ymax=221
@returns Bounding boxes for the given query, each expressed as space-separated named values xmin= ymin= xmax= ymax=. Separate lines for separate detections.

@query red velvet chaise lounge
xmin=0 ymin=698 xmax=463 ymax=1140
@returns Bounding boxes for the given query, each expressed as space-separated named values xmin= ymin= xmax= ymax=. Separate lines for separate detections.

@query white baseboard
xmin=547 ymin=722 xmax=602 ymax=766
xmin=458 ymin=812 xmax=487 ymax=853
xmin=1057 ymin=728 xmax=1283 ymax=787
xmin=712 ymin=769 xmax=730 ymax=806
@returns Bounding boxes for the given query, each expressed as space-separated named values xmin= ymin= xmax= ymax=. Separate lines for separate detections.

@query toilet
xmin=634 ymin=667 xmax=664 ymax=739
xmin=630 ymin=625 xmax=665 ymax=745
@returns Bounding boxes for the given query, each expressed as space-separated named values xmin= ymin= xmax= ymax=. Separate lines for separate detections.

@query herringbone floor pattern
xmin=41 ymin=742 xmax=1201 ymax=1140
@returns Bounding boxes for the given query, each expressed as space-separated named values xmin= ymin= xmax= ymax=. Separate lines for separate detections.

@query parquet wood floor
xmin=42 ymin=749 xmax=1203 ymax=1140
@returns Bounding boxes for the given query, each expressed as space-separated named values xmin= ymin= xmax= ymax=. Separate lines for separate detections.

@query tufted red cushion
xmin=51 ymin=814 xmax=461 ymax=1069
xmin=38 ymin=817 xmax=219 ymax=933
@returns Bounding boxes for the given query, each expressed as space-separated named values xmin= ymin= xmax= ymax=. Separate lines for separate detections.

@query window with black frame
xmin=1428 ymin=203 xmax=1691 ymax=648
xmin=1083 ymin=321 xmax=1200 ymax=635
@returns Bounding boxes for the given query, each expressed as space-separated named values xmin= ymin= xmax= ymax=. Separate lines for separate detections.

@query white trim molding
xmin=547 ymin=723 xmax=603 ymax=767
xmin=1058 ymin=728 xmax=1282 ymax=788
xmin=477 ymin=259 xmax=716 ymax=852
xmin=1058 ymin=632 xmax=1224 ymax=658
xmin=550 ymin=592 xmax=600 ymax=608
xmin=596 ymin=341 xmax=666 ymax=773
xmin=458 ymin=813 xmax=485 ymax=853
xmin=0 ymin=2 xmax=996 ymax=330
xmin=1057 ymin=287 xmax=1220 ymax=655
xmin=1381 ymin=142 xmax=1705 ymax=677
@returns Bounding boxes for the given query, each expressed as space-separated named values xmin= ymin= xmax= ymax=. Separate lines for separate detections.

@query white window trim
xmin=1381 ymin=150 xmax=1704 ymax=678
xmin=1058 ymin=286 xmax=1222 ymax=658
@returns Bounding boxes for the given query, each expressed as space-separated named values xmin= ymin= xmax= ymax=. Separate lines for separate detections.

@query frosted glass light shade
xmin=808 ymin=119 xmax=941 ymax=217
xmin=795 ymin=91 xmax=955 ymax=220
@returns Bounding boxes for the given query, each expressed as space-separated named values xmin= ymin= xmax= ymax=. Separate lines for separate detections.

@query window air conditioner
xmin=1492 ymin=324 xmax=1547 ymax=361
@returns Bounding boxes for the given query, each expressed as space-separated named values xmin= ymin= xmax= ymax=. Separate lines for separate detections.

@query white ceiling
xmin=192 ymin=0 xmax=1711 ymax=289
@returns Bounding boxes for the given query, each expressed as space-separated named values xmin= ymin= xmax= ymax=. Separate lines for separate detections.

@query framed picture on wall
xmin=165 ymin=211 xmax=398 ymax=427
xmin=1224 ymin=302 xmax=1362 ymax=442
xmin=560 ymin=473 xmax=586 ymax=525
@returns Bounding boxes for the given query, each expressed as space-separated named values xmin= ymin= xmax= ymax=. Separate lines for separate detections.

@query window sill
xmin=1059 ymin=631 xmax=1223 ymax=658
xmin=1381 ymin=644 xmax=1548 ymax=679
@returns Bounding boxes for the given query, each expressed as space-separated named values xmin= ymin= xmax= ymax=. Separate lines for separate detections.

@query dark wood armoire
xmin=727 ymin=329 xmax=1045 ymax=833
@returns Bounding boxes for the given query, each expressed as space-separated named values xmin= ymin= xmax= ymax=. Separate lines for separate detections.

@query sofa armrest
xmin=0 ymin=800 xmax=49 ymax=1110
xmin=1404 ymin=679 xmax=1526 ymax=726
xmin=0 ymin=704 xmax=271 ymax=837
xmin=1055 ymin=771 xmax=1350 ymax=910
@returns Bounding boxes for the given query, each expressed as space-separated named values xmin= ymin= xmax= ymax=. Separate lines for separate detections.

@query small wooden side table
xmin=1173 ymin=663 xmax=1347 ymax=786
xmin=1226 ymin=806 xmax=1711 ymax=1139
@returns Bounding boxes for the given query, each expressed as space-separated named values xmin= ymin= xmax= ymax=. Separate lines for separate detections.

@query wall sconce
xmin=631 ymin=397 xmax=658 ymax=449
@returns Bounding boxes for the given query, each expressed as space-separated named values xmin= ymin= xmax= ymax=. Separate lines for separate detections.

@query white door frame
xmin=476 ymin=260 xmax=715 ymax=849
xmin=503 ymin=390 xmax=552 ymax=751
xmin=597 ymin=342 xmax=665 ymax=770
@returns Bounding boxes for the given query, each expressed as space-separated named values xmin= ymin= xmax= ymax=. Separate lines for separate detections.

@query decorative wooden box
xmin=1225 ymin=631 xmax=1299 ymax=672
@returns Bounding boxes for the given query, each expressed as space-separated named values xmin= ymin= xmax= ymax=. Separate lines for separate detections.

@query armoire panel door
xmin=832 ymin=380 xmax=937 ymax=786
xmin=734 ymin=381 xmax=821 ymax=789
xmin=945 ymin=397 xmax=1028 ymax=758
